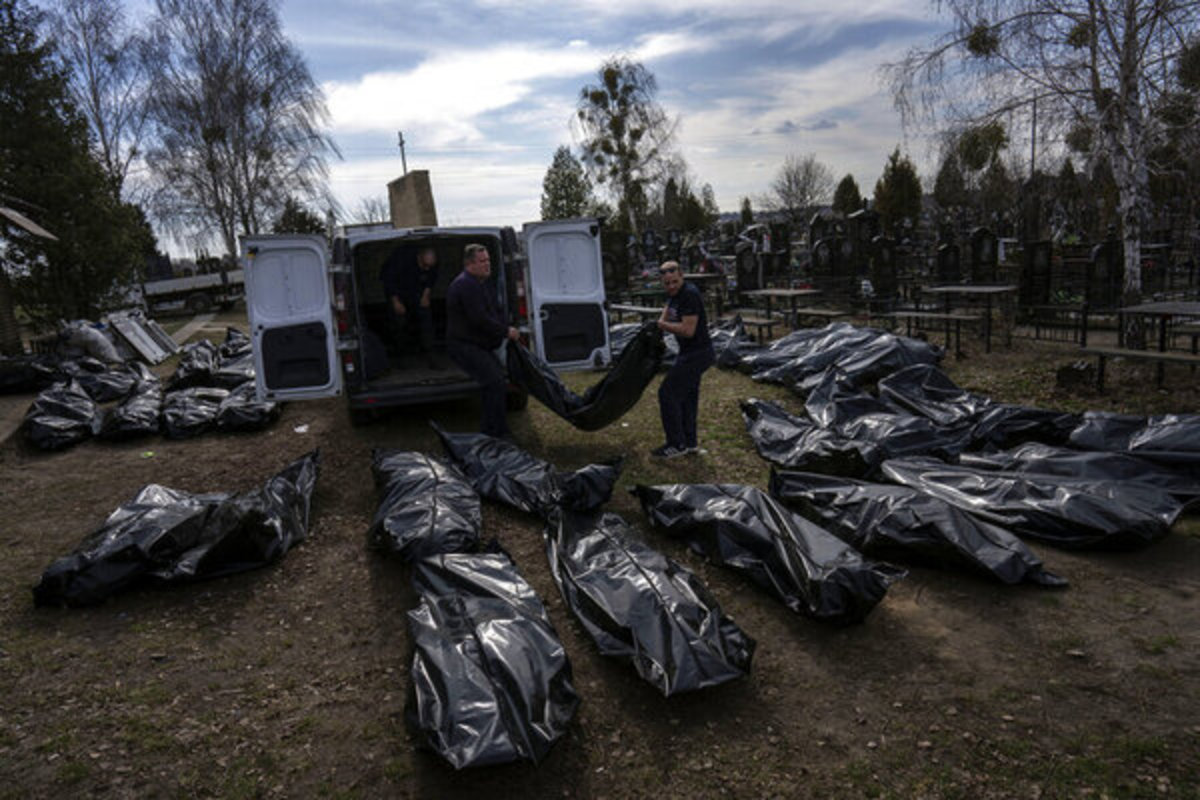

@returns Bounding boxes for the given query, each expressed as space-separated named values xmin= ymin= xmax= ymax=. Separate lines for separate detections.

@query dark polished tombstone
xmin=936 ymin=242 xmax=962 ymax=284
xmin=969 ymin=227 xmax=998 ymax=283
xmin=1021 ymin=240 xmax=1053 ymax=306
xmin=1087 ymin=229 xmax=1122 ymax=309
xmin=868 ymin=236 xmax=899 ymax=311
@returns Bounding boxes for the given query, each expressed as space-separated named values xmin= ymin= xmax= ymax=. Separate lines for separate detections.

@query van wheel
xmin=505 ymin=388 xmax=528 ymax=411
xmin=186 ymin=293 xmax=213 ymax=314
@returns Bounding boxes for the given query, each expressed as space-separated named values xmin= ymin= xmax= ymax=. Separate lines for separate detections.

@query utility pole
xmin=397 ymin=131 xmax=408 ymax=175
xmin=1029 ymin=97 xmax=1037 ymax=182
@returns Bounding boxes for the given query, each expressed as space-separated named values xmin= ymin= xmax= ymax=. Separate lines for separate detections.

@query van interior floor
xmin=370 ymin=352 xmax=471 ymax=386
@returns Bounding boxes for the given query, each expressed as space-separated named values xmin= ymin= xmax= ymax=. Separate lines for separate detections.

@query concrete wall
xmin=387 ymin=170 xmax=438 ymax=228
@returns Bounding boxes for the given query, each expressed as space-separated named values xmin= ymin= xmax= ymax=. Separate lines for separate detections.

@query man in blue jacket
xmin=446 ymin=244 xmax=520 ymax=438
xmin=653 ymin=260 xmax=714 ymax=458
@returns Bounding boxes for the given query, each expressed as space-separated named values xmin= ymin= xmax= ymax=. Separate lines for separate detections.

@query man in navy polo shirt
xmin=652 ymin=260 xmax=714 ymax=458
xmin=446 ymin=244 xmax=520 ymax=439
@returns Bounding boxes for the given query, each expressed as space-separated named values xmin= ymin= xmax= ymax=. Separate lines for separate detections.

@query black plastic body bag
xmin=33 ymin=450 xmax=320 ymax=606
xmin=406 ymin=550 xmax=579 ymax=769
xmin=544 ymin=509 xmax=755 ymax=695
xmin=768 ymin=469 xmax=1067 ymax=587
xmin=633 ymin=483 xmax=904 ymax=623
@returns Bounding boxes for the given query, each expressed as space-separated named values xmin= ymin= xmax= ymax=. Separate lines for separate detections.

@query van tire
xmin=505 ymin=387 xmax=528 ymax=411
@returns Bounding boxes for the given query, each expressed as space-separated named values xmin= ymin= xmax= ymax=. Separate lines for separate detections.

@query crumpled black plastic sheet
xmin=99 ymin=366 xmax=163 ymax=440
xmin=23 ymin=380 xmax=100 ymax=450
xmin=768 ymin=469 xmax=1067 ymax=587
xmin=610 ymin=322 xmax=678 ymax=367
xmin=162 ymin=386 xmax=228 ymax=438
xmin=219 ymin=327 xmax=252 ymax=360
xmin=434 ymin=424 xmax=620 ymax=518
xmin=959 ymin=442 xmax=1200 ymax=505
xmin=168 ymin=339 xmax=221 ymax=389
xmin=1069 ymin=412 xmax=1200 ymax=475
xmin=881 ymin=456 xmax=1182 ymax=550
xmin=76 ymin=362 xmax=139 ymax=403
xmin=741 ymin=398 xmax=877 ymax=477
xmin=634 ymin=484 xmax=904 ymax=623
xmin=506 ymin=322 xmax=664 ymax=430
xmin=711 ymin=316 xmax=762 ymax=368
xmin=0 ymin=354 xmax=60 ymax=394
xmin=33 ymin=450 xmax=320 ymax=607
xmin=368 ymin=449 xmax=481 ymax=560
xmin=877 ymin=364 xmax=1080 ymax=450
xmin=216 ymin=382 xmax=280 ymax=432
xmin=728 ymin=323 xmax=941 ymax=394
xmin=545 ymin=509 xmax=755 ymax=695
xmin=805 ymin=369 xmax=974 ymax=463
xmin=407 ymin=550 xmax=579 ymax=769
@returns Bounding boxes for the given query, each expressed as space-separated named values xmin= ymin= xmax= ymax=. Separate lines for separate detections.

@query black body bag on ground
xmin=1068 ymin=412 xmax=1200 ymax=476
xmin=740 ymin=398 xmax=878 ymax=477
xmin=99 ymin=366 xmax=163 ymax=440
xmin=33 ymin=450 xmax=320 ymax=607
xmin=167 ymin=339 xmax=221 ymax=389
xmin=768 ymin=469 xmax=1067 ymax=587
xmin=876 ymin=364 xmax=1079 ymax=450
xmin=544 ymin=509 xmax=755 ymax=695
xmin=434 ymin=425 xmax=620 ymax=519
xmin=958 ymin=441 xmax=1200 ymax=505
xmin=162 ymin=386 xmax=228 ymax=438
xmin=506 ymin=322 xmax=664 ymax=431
xmin=23 ymin=379 xmax=100 ymax=450
xmin=368 ymin=449 xmax=481 ymax=560
xmin=804 ymin=368 xmax=974 ymax=462
xmin=0 ymin=354 xmax=61 ymax=394
xmin=880 ymin=456 xmax=1181 ymax=550
xmin=216 ymin=382 xmax=280 ymax=432
xmin=633 ymin=484 xmax=904 ymax=623
xmin=75 ymin=362 xmax=139 ymax=403
xmin=407 ymin=550 xmax=579 ymax=769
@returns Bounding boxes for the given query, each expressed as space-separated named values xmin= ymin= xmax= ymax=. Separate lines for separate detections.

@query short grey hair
xmin=463 ymin=243 xmax=488 ymax=264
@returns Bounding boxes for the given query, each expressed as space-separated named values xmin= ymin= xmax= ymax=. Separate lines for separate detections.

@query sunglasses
xmin=659 ymin=267 xmax=679 ymax=275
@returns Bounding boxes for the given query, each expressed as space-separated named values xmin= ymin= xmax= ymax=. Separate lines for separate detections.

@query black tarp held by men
xmin=505 ymin=321 xmax=664 ymax=430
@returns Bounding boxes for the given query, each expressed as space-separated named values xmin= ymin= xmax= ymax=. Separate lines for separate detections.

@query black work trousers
xmin=447 ymin=340 xmax=510 ymax=438
xmin=390 ymin=303 xmax=434 ymax=355
xmin=658 ymin=347 xmax=714 ymax=449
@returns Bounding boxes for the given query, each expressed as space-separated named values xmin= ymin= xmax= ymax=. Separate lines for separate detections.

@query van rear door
xmin=241 ymin=234 xmax=343 ymax=400
xmin=522 ymin=219 xmax=610 ymax=370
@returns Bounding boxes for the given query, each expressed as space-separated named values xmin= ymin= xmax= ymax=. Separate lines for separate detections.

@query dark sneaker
xmin=650 ymin=444 xmax=687 ymax=459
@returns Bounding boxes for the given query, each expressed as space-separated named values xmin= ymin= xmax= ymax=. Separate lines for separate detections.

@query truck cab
xmin=240 ymin=218 xmax=609 ymax=420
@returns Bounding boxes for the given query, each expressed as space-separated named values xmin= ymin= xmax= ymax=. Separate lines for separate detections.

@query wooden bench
xmin=1080 ymin=346 xmax=1200 ymax=390
xmin=1172 ymin=323 xmax=1200 ymax=354
xmin=791 ymin=307 xmax=852 ymax=326
xmin=609 ymin=303 xmax=661 ymax=322
xmin=886 ymin=311 xmax=982 ymax=356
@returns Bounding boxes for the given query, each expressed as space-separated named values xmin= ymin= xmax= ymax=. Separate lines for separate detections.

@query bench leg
xmin=1096 ymin=355 xmax=1106 ymax=392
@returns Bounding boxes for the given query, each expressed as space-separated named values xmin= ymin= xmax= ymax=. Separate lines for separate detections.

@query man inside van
xmin=652 ymin=260 xmax=714 ymax=458
xmin=382 ymin=245 xmax=438 ymax=367
xmin=446 ymin=243 xmax=520 ymax=439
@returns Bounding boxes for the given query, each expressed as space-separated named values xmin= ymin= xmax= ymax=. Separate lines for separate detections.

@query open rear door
xmin=523 ymin=219 xmax=610 ymax=370
xmin=241 ymin=234 xmax=342 ymax=401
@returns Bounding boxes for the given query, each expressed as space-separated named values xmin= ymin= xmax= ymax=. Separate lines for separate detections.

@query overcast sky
xmin=277 ymin=1 xmax=949 ymax=227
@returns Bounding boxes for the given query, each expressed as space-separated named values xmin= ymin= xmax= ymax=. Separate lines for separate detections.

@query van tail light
xmin=340 ymin=350 xmax=357 ymax=375
xmin=332 ymin=273 xmax=352 ymax=335
xmin=515 ymin=273 xmax=528 ymax=319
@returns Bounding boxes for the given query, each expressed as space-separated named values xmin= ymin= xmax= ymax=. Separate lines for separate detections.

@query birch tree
xmin=887 ymin=0 xmax=1200 ymax=303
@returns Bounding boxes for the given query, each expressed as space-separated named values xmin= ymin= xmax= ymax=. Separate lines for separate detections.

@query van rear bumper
xmin=346 ymin=379 xmax=480 ymax=409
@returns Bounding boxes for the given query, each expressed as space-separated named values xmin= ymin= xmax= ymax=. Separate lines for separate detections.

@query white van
xmin=239 ymin=219 xmax=609 ymax=422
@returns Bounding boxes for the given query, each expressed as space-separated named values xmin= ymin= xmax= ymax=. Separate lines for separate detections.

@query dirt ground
xmin=0 ymin=313 xmax=1197 ymax=799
